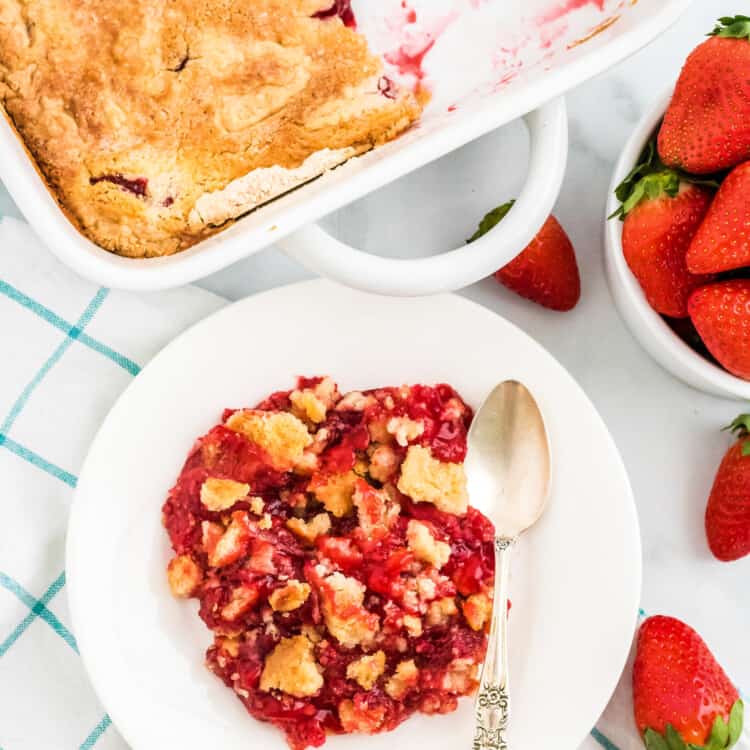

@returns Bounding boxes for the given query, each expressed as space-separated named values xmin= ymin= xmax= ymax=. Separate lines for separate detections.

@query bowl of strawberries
xmin=605 ymin=15 xmax=750 ymax=400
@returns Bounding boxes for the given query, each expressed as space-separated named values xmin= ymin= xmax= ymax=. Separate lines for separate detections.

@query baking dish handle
xmin=277 ymin=96 xmax=568 ymax=296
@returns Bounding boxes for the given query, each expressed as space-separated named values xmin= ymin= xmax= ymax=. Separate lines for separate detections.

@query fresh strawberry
xmin=468 ymin=201 xmax=580 ymax=312
xmin=610 ymin=143 xmax=714 ymax=317
xmin=633 ymin=615 xmax=743 ymax=750
xmin=688 ymin=280 xmax=750 ymax=379
xmin=658 ymin=16 xmax=750 ymax=174
xmin=705 ymin=414 xmax=750 ymax=562
xmin=687 ymin=161 xmax=750 ymax=274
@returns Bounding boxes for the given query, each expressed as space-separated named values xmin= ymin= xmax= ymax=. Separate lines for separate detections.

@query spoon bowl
xmin=466 ymin=380 xmax=551 ymax=537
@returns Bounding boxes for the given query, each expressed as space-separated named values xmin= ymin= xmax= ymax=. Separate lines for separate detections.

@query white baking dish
xmin=0 ymin=0 xmax=692 ymax=295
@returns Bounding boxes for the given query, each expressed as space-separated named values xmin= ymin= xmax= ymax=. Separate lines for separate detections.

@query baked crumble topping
xmin=162 ymin=377 xmax=495 ymax=750
xmin=0 ymin=2 xmax=422 ymax=257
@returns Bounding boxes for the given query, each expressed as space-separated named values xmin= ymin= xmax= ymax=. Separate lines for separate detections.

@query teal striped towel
xmin=0 ymin=217 xmax=224 ymax=749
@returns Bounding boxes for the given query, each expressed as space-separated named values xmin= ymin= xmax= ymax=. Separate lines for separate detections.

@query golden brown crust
xmin=0 ymin=0 xmax=422 ymax=257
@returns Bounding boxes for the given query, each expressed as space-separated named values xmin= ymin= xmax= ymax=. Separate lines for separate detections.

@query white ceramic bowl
xmin=604 ymin=90 xmax=750 ymax=401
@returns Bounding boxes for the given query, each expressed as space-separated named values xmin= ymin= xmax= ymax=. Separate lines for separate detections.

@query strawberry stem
xmin=710 ymin=15 xmax=750 ymax=40
xmin=723 ymin=416 xmax=750 ymax=457
xmin=723 ymin=414 xmax=750 ymax=437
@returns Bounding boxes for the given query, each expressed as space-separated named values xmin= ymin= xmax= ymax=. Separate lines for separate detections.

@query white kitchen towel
xmin=0 ymin=216 xmax=744 ymax=750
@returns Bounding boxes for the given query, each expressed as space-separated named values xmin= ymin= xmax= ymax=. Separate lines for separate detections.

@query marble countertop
xmin=2 ymin=0 xmax=747 ymax=692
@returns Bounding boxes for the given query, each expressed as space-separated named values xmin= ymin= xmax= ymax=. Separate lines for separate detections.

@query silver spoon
xmin=465 ymin=381 xmax=551 ymax=750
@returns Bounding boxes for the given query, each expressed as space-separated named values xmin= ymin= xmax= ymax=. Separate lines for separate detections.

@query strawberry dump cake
xmin=0 ymin=1 xmax=422 ymax=257
xmin=162 ymin=377 xmax=495 ymax=749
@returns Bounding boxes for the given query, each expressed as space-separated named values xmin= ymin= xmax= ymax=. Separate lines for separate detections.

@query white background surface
xmin=1 ymin=0 xmax=747 ymax=697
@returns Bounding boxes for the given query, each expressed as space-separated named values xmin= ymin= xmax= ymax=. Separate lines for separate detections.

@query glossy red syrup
xmin=378 ymin=76 xmax=399 ymax=100
xmin=312 ymin=0 xmax=356 ymax=29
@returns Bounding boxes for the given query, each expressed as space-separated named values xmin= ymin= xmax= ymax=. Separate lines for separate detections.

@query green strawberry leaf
xmin=722 ymin=415 xmax=750 ymax=449
xmin=467 ymin=200 xmax=515 ymax=243
xmin=728 ymin=699 xmax=744 ymax=747
xmin=665 ymin=724 xmax=689 ymax=750
xmin=644 ymin=728 xmax=672 ymax=750
xmin=642 ymin=708 xmax=742 ymax=750
xmin=609 ymin=169 xmax=681 ymax=220
xmin=610 ymin=139 xmax=660 ymax=218
xmin=711 ymin=15 xmax=750 ymax=40
xmin=703 ymin=714 xmax=730 ymax=750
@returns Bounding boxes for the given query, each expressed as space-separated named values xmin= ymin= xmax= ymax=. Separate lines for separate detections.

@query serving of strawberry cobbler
xmin=162 ymin=376 xmax=495 ymax=750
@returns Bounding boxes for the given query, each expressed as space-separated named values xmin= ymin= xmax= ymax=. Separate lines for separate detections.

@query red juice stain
xmin=383 ymin=2 xmax=458 ymax=88
xmin=537 ymin=0 xmax=605 ymax=24
xmin=400 ymin=0 xmax=417 ymax=23
xmin=447 ymin=104 xmax=457 ymax=112
xmin=312 ymin=0 xmax=356 ymax=29
xmin=384 ymin=39 xmax=436 ymax=83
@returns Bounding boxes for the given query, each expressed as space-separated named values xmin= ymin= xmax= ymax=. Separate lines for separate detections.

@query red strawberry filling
xmin=163 ymin=377 xmax=494 ymax=750
xmin=312 ymin=0 xmax=356 ymax=28
xmin=89 ymin=173 xmax=148 ymax=198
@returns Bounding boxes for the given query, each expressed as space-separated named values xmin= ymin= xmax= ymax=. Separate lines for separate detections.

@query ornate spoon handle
xmin=473 ymin=536 xmax=515 ymax=750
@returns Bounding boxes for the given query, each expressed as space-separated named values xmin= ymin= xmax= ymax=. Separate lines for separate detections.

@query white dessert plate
xmin=66 ymin=280 xmax=641 ymax=750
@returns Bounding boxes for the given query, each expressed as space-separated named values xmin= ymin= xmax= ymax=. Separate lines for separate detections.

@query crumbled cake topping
xmin=352 ymin=480 xmax=399 ymax=537
xmin=319 ymin=571 xmax=379 ymax=649
xmin=346 ymin=650 xmax=386 ymax=690
xmin=462 ymin=593 xmax=493 ymax=632
xmin=402 ymin=614 xmax=423 ymax=638
xmin=310 ymin=471 xmax=357 ymax=517
xmin=336 ymin=391 xmax=376 ymax=411
xmin=166 ymin=555 xmax=202 ymax=597
xmin=386 ymin=416 xmax=424 ymax=447
xmin=338 ymin=697 xmax=386 ymax=734
xmin=269 ymin=580 xmax=312 ymax=612
xmin=225 ymin=410 xmax=312 ymax=470
xmin=260 ymin=635 xmax=324 ymax=698
xmin=287 ymin=512 xmax=332 ymax=543
xmin=426 ymin=597 xmax=459 ymax=627
xmin=385 ymin=659 xmax=419 ymax=699
xmin=442 ymin=658 xmax=479 ymax=693
xmin=205 ymin=512 xmax=251 ymax=568
xmin=162 ymin=377 xmax=494 ymax=750
xmin=397 ymin=446 xmax=469 ymax=515
xmin=289 ymin=377 xmax=339 ymax=424
xmin=222 ymin=585 xmax=260 ymax=621
xmin=406 ymin=520 xmax=451 ymax=569
xmin=200 ymin=477 xmax=250 ymax=511
xmin=368 ymin=444 xmax=399 ymax=482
